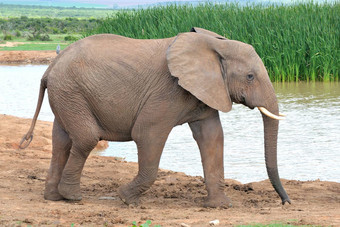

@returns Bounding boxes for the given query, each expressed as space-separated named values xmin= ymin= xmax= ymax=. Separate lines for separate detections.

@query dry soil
xmin=0 ymin=50 xmax=56 ymax=64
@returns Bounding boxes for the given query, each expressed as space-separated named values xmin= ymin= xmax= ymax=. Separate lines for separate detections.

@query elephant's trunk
xmin=261 ymin=102 xmax=291 ymax=205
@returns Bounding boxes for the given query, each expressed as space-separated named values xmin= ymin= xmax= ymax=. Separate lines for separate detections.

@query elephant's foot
xmin=44 ymin=182 xmax=64 ymax=201
xmin=58 ymin=181 xmax=82 ymax=201
xmin=117 ymin=184 xmax=141 ymax=205
xmin=44 ymin=188 xmax=64 ymax=201
xmin=204 ymin=194 xmax=232 ymax=208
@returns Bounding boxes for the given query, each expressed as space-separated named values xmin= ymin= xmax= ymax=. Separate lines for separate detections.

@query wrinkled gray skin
xmin=21 ymin=27 xmax=290 ymax=207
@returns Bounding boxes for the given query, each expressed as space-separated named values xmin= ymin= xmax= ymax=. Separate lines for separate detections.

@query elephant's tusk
xmin=258 ymin=107 xmax=286 ymax=120
xmin=279 ymin=112 xmax=286 ymax=117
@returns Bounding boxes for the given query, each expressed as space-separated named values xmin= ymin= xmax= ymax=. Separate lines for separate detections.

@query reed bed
xmin=90 ymin=2 xmax=339 ymax=82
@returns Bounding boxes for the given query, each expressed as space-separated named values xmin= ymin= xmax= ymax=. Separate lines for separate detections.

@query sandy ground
xmin=0 ymin=114 xmax=340 ymax=226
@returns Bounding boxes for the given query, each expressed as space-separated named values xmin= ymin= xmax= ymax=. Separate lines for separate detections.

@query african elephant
xmin=20 ymin=27 xmax=290 ymax=207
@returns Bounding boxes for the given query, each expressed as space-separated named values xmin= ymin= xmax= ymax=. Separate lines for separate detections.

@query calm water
xmin=1 ymin=65 xmax=339 ymax=183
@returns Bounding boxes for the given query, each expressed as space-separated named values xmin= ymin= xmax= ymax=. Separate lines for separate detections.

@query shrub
xmin=27 ymin=32 xmax=52 ymax=41
xmin=3 ymin=34 xmax=13 ymax=40
xmin=27 ymin=34 xmax=35 ymax=41
xmin=39 ymin=33 xmax=51 ymax=41
xmin=15 ymin=30 xmax=22 ymax=37
xmin=64 ymin=35 xmax=78 ymax=41
xmin=51 ymin=27 xmax=60 ymax=34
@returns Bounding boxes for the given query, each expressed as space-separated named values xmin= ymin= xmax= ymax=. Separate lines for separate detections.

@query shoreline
xmin=0 ymin=113 xmax=340 ymax=226
xmin=3 ymin=113 xmax=340 ymax=184
xmin=0 ymin=50 xmax=56 ymax=64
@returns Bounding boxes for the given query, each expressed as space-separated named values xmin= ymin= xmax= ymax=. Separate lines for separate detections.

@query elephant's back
xmin=46 ymin=33 xmax=175 ymax=81
xmin=44 ymin=33 xmax=177 ymax=136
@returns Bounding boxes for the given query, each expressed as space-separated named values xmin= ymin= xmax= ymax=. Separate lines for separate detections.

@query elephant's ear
xmin=190 ymin=27 xmax=227 ymax=40
xmin=166 ymin=32 xmax=232 ymax=113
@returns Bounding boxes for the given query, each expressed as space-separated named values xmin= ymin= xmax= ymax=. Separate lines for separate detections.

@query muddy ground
xmin=1 ymin=114 xmax=339 ymax=226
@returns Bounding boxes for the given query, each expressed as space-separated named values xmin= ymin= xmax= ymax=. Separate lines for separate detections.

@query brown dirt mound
xmin=0 ymin=114 xmax=339 ymax=226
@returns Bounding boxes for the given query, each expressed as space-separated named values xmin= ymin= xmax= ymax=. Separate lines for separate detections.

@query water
xmin=1 ymin=65 xmax=339 ymax=183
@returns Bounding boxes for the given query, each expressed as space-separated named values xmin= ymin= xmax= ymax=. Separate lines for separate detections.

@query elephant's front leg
xmin=118 ymin=120 xmax=171 ymax=205
xmin=189 ymin=111 xmax=232 ymax=208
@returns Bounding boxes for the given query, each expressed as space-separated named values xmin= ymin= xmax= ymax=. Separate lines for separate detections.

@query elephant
xmin=20 ymin=27 xmax=290 ymax=207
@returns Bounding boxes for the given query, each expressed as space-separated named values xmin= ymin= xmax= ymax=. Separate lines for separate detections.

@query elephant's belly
xmin=100 ymin=131 xmax=133 ymax=142
xmin=93 ymin=105 xmax=136 ymax=142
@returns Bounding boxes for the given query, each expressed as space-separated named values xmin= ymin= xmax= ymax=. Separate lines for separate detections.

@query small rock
xmin=52 ymin=220 xmax=61 ymax=225
xmin=209 ymin=219 xmax=220 ymax=226
xmin=23 ymin=218 xmax=34 ymax=224
xmin=180 ymin=223 xmax=190 ymax=227
xmin=27 ymin=175 xmax=37 ymax=180
xmin=99 ymin=196 xmax=116 ymax=200
xmin=114 ymin=157 xmax=126 ymax=162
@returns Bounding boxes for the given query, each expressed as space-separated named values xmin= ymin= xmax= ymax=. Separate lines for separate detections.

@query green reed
xmin=90 ymin=2 xmax=339 ymax=82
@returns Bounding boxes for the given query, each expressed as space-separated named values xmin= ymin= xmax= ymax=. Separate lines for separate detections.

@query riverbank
xmin=0 ymin=114 xmax=339 ymax=226
xmin=0 ymin=50 xmax=56 ymax=64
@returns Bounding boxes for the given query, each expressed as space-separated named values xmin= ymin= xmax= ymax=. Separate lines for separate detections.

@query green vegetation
xmin=0 ymin=33 xmax=79 ymax=51
xmin=0 ymin=16 xmax=99 ymax=36
xmin=0 ymin=42 xmax=69 ymax=51
xmin=131 ymin=220 xmax=161 ymax=227
xmin=0 ymin=4 xmax=115 ymax=18
xmin=91 ymin=2 xmax=339 ymax=82
xmin=0 ymin=16 xmax=92 ymax=49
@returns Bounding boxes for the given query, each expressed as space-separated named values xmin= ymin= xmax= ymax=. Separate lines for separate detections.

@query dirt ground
xmin=0 ymin=50 xmax=56 ymax=64
xmin=1 ymin=114 xmax=340 ymax=226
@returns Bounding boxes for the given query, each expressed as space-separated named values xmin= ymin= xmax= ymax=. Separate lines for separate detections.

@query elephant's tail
xmin=19 ymin=77 xmax=47 ymax=149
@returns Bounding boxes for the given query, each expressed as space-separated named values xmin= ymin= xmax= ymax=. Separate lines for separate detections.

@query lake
xmin=1 ymin=65 xmax=339 ymax=183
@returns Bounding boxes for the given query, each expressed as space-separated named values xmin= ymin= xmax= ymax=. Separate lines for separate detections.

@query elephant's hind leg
xmin=57 ymin=136 xmax=98 ymax=201
xmin=54 ymin=114 xmax=100 ymax=201
xmin=118 ymin=111 xmax=172 ymax=205
xmin=44 ymin=120 xmax=71 ymax=201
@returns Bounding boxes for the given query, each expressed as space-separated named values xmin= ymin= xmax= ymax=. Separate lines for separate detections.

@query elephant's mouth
xmin=239 ymin=95 xmax=256 ymax=110
xmin=258 ymin=107 xmax=286 ymax=120
xmin=238 ymin=95 xmax=285 ymax=120
xmin=238 ymin=95 xmax=252 ymax=108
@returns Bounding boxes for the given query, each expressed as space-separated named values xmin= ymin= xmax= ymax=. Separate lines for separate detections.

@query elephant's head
xmin=166 ymin=27 xmax=291 ymax=205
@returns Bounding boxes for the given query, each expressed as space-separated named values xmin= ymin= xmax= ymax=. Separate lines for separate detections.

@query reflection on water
xmin=1 ymin=65 xmax=339 ymax=183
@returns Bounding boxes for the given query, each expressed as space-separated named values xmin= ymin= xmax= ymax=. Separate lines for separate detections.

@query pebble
xmin=209 ymin=219 xmax=220 ymax=226
xmin=98 ymin=196 xmax=116 ymax=200
xmin=180 ymin=223 xmax=190 ymax=227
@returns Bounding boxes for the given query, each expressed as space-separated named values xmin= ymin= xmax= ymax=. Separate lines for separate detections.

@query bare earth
xmin=0 ymin=50 xmax=56 ymax=64
xmin=1 ymin=51 xmax=340 ymax=226
xmin=1 ymin=114 xmax=340 ymax=226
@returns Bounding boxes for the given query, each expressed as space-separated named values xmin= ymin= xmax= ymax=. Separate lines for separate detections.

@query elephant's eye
xmin=247 ymin=74 xmax=254 ymax=81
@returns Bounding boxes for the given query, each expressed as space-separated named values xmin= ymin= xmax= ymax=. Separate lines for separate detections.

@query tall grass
xmin=90 ymin=2 xmax=339 ymax=82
